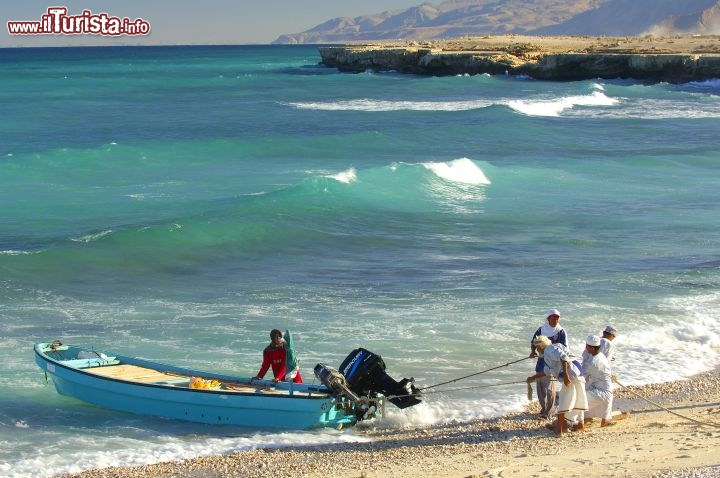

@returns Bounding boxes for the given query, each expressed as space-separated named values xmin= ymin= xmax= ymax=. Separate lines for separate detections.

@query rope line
xmin=419 ymin=380 xmax=527 ymax=396
xmin=418 ymin=356 xmax=531 ymax=391
xmin=385 ymin=380 xmax=528 ymax=400
xmin=613 ymin=377 xmax=720 ymax=429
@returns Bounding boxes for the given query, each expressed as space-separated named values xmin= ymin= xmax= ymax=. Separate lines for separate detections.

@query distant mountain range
xmin=273 ymin=0 xmax=720 ymax=44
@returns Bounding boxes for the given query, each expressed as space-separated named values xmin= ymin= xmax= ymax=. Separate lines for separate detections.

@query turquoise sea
xmin=1 ymin=45 xmax=719 ymax=477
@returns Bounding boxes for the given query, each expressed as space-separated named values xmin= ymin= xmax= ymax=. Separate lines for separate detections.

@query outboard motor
xmin=314 ymin=348 xmax=421 ymax=421
xmin=338 ymin=348 xmax=421 ymax=409
xmin=314 ymin=363 xmax=378 ymax=420
xmin=313 ymin=363 xmax=361 ymax=403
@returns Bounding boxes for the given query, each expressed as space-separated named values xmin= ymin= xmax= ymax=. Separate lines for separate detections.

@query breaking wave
xmin=507 ymin=90 xmax=619 ymax=117
xmin=422 ymin=158 xmax=491 ymax=185
xmin=287 ymin=98 xmax=494 ymax=111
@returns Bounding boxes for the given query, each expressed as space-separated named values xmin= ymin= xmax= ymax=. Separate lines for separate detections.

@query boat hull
xmin=35 ymin=343 xmax=357 ymax=430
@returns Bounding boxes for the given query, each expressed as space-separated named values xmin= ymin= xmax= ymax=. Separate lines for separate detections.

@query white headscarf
xmin=539 ymin=309 xmax=562 ymax=337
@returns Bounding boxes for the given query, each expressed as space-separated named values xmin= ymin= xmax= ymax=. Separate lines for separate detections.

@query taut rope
xmin=613 ymin=377 xmax=720 ymax=429
xmin=417 ymin=357 xmax=531 ymax=392
xmin=384 ymin=380 xmax=528 ymax=400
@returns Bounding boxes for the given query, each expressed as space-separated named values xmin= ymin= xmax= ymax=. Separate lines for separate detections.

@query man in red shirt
xmin=252 ymin=329 xmax=303 ymax=383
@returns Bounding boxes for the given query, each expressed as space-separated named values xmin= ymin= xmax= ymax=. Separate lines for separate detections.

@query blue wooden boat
xmin=34 ymin=341 xmax=421 ymax=430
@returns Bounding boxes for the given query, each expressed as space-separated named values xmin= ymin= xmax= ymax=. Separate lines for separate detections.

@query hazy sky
xmin=3 ymin=1 xmax=426 ymax=47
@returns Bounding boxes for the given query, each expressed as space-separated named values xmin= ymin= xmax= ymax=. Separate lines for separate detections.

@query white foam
xmin=687 ymin=78 xmax=720 ymax=89
xmin=288 ymin=86 xmax=621 ymax=118
xmin=2 ymin=429 xmax=372 ymax=478
xmin=71 ymin=230 xmax=113 ymax=243
xmin=605 ymin=293 xmax=720 ymax=385
xmin=325 ymin=167 xmax=357 ymax=184
xmin=126 ymin=193 xmax=168 ymax=200
xmin=507 ymin=90 xmax=619 ymax=117
xmin=288 ymin=98 xmax=493 ymax=112
xmin=422 ymin=158 xmax=491 ymax=185
xmin=598 ymin=98 xmax=720 ymax=119
xmin=292 ymin=88 xmax=718 ymax=119
xmin=387 ymin=393 xmax=526 ymax=426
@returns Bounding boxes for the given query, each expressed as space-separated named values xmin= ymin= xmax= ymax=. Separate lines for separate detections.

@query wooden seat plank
xmin=84 ymin=364 xmax=181 ymax=383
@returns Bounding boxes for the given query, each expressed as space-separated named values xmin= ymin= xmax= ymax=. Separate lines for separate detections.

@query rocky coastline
xmin=318 ymin=35 xmax=720 ymax=83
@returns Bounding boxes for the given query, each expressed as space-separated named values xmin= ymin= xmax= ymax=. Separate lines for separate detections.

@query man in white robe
xmin=582 ymin=335 xmax=614 ymax=426
xmin=599 ymin=325 xmax=617 ymax=362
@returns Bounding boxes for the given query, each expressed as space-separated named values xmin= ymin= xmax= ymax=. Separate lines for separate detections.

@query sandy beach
xmin=55 ymin=370 xmax=720 ymax=478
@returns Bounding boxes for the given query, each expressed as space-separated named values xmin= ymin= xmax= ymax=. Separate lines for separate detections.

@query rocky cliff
xmin=318 ymin=35 xmax=720 ymax=83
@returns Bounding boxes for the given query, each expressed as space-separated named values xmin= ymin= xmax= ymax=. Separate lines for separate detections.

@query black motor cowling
xmin=338 ymin=348 xmax=421 ymax=409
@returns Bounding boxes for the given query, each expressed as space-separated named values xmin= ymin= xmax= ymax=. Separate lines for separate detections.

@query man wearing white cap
xmin=582 ymin=334 xmax=614 ymax=426
xmin=600 ymin=326 xmax=617 ymax=363
xmin=529 ymin=309 xmax=568 ymax=420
